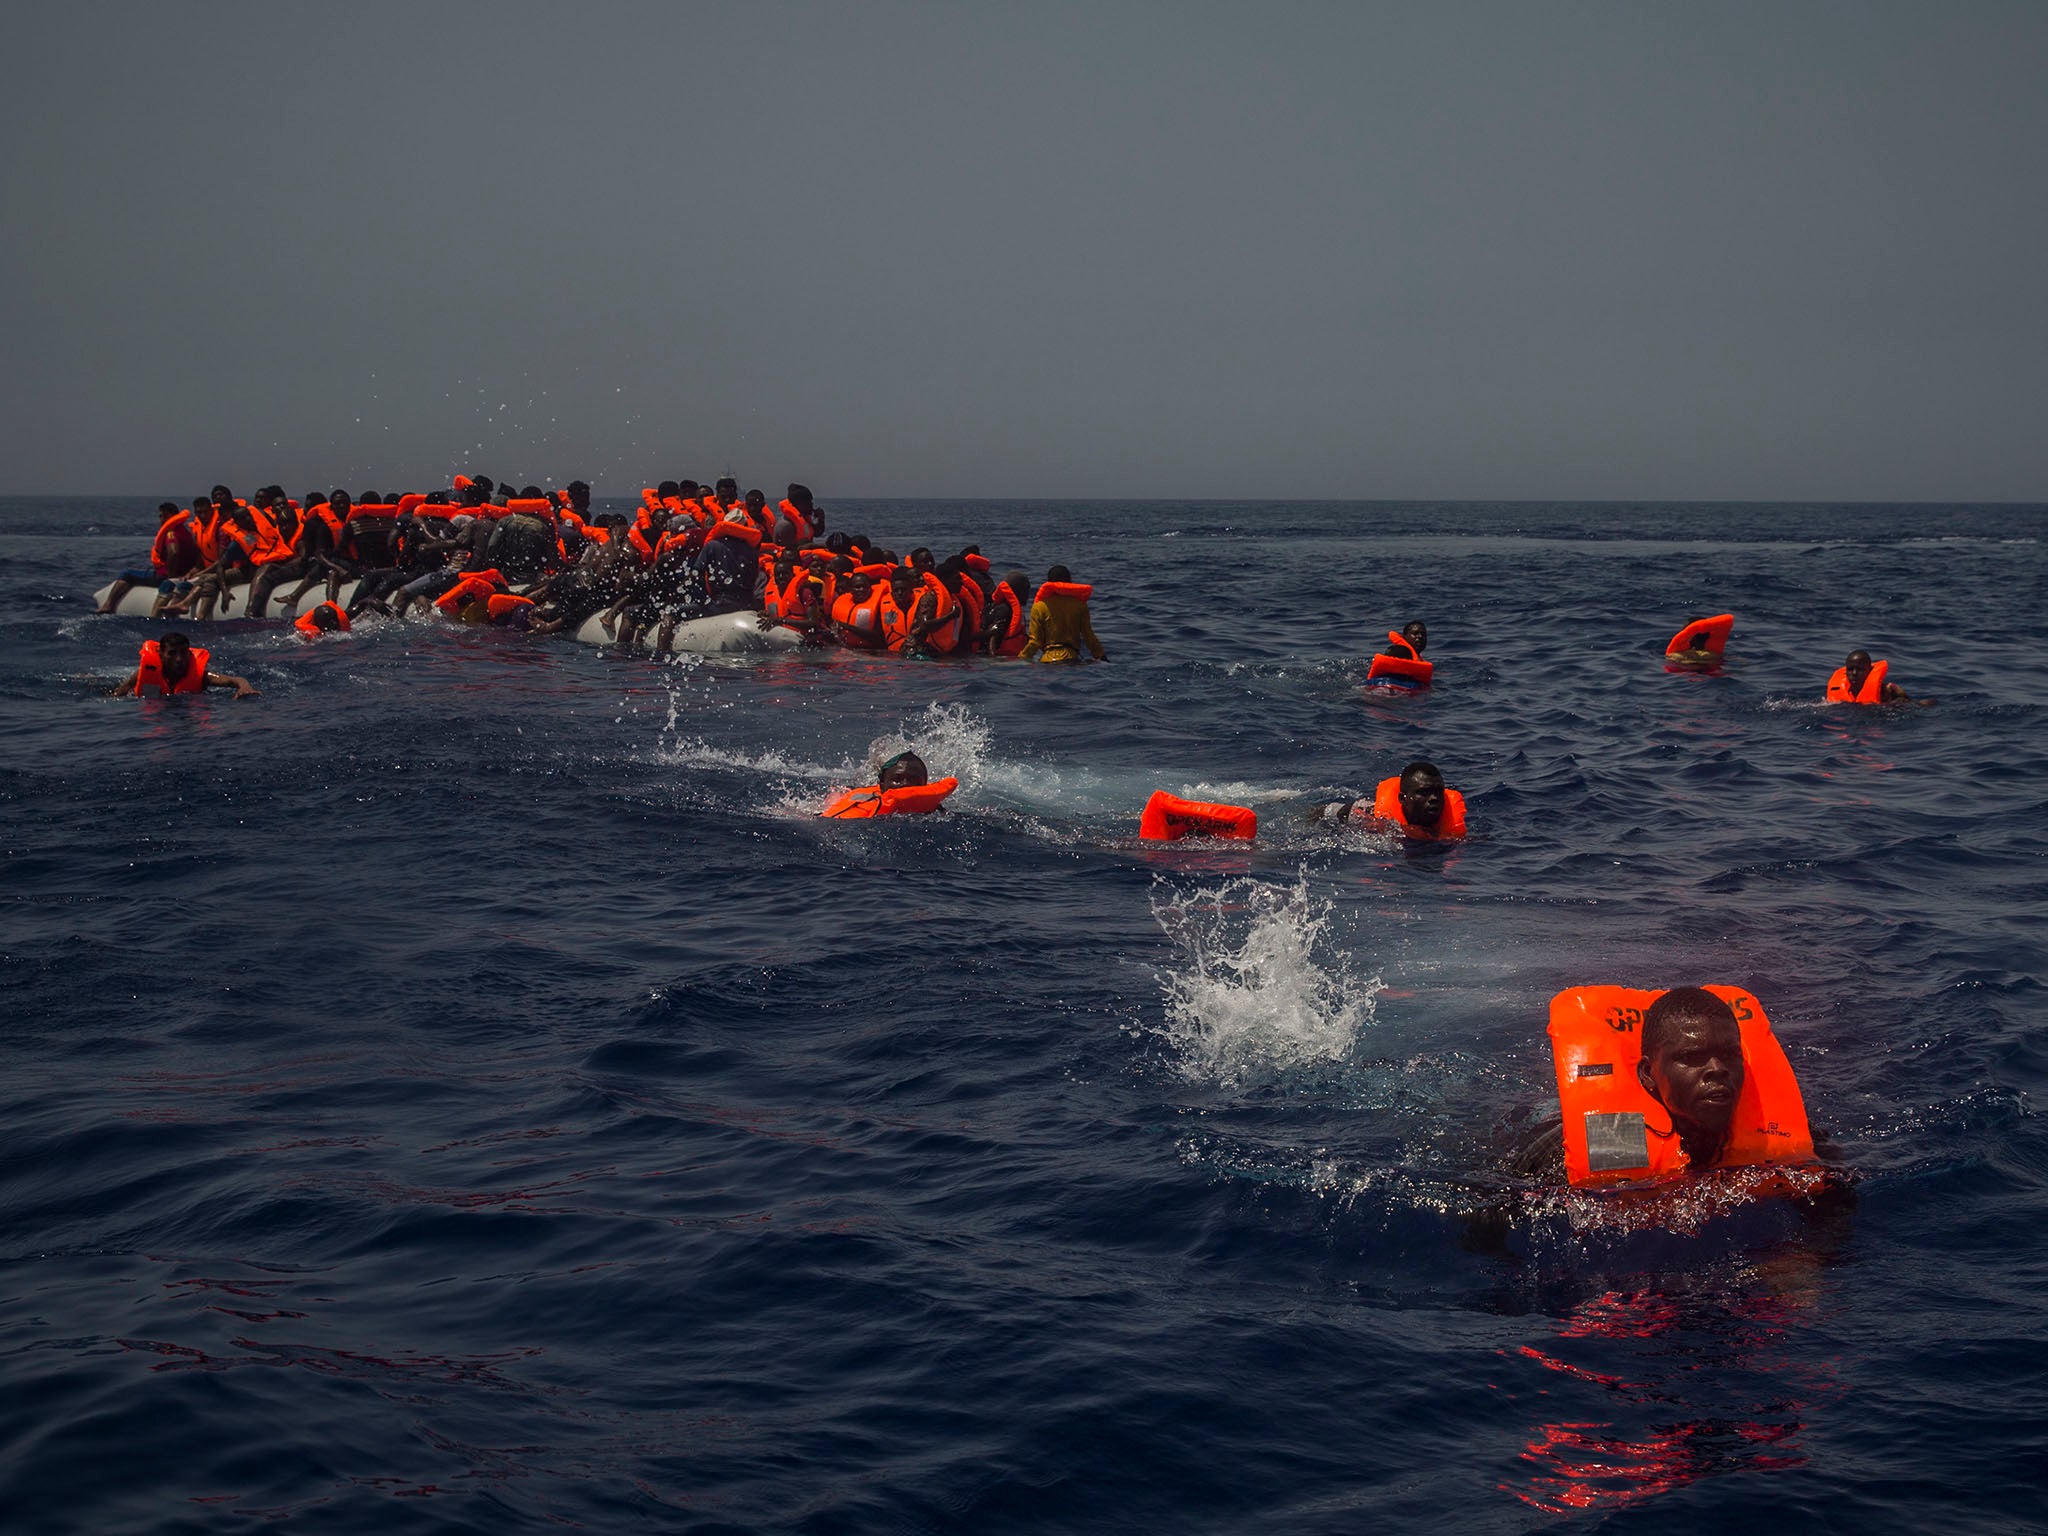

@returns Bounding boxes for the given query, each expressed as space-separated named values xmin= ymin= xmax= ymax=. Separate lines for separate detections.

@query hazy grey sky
xmin=5 ymin=1 xmax=2045 ymax=499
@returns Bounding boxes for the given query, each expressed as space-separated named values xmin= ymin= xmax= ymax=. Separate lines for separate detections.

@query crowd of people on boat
xmin=97 ymin=476 xmax=1107 ymax=662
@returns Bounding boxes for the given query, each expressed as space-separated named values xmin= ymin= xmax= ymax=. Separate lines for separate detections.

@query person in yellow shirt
xmin=1019 ymin=566 xmax=1107 ymax=664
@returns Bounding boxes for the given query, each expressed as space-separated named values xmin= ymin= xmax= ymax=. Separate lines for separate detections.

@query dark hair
xmin=1047 ymin=564 xmax=1071 ymax=583
xmin=1399 ymin=760 xmax=1443 ymax=790
xmin=1641 ymin=986 xmax=1738 ymax=1065
xmin=658 ymin=480 xmax=681 ymax=498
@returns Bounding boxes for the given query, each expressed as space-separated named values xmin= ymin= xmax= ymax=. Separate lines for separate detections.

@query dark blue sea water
xmin=2 ymin=497 xmax=2044 ymax=1533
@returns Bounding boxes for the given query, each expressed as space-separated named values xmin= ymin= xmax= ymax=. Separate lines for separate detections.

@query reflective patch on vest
xmin=1584 ymin=1111 xmax=1649 ymax=1173
xmin=1575 ymin=1062 xmax=1614 ymax=1078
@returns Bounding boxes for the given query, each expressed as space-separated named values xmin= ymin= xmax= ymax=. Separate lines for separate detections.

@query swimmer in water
xmin=819 ymin=750 xmax=957 ymax=818
xmin=110 ymin=631 xmax=259 ymax=699
xmin=1510 ymin=987 xmax=1839 ymax=1179
xmin=1310 ymin=760 xmax=1466 ymax=840
xmin=1827 ymin=648 xmax=1932 ymax=706
xmin=1381 ymin=620 xmax=1427 ymax=661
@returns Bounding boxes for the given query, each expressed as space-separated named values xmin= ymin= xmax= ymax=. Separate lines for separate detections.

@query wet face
xmin=1403 ymin=621 xmax=1427 ymax=652
xmin=160 ymin=636 xmax=193 ymax=678
xmin=1845 ymin=651 xmax=1872 ymax=691
xmin=1397 ymin=772 xmax=1445 ymax=828
xmin=878 ymin=753 xmax=927 ymax=789
xmin=1638 ymin=1013 xmax=1744 ymax=1134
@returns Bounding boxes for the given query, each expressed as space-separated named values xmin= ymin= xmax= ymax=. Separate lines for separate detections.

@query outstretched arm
xmin=205 ymin=672 xmax=261 ymax=700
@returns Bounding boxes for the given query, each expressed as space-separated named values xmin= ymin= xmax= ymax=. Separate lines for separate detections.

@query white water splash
xmin=1152 ymin=874 xmax=1375 ymax=1087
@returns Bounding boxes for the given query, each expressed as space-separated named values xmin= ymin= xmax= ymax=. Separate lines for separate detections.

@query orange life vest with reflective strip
xmin=1370 ymin=777 xmax=1467 ymax=839
xmin=831 ymin=584 xmax=887 ymax=649
xmin=1547 ymin=985 xmax=1816 ymax=1188
xmin=1826 ymin=660 xmax=1888 ymax=703
xmin=820 ymin=777 xmax=959 ymax=818
xmin=135 ymin=640 xmax=209 ymax=695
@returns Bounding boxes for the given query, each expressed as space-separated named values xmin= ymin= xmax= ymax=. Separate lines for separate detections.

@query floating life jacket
xmin=294 ymin=601 xmax=350 ymax=636
xmin=1370 ymin=777 xmax=1467 ymax=840
xmin=820 ymin=777 xmax=959 ymax=818
xmin=1666 ymin=613 xmax=1733 ymax=657
xmin=135 ymin=640 xmax=209 ymax=695
xmin=1365 ymin=631 xmax=1433 ymax=690
xmin=1826 ymin=660 xmax=1889 ymax=703
xmin=1138 ymin=790 xmax=1257 ymax=841
xmin=486 ymin=593 xmax=536 ymax=621
xmin=1547 ymin=985 xmax=1816 ymax=1189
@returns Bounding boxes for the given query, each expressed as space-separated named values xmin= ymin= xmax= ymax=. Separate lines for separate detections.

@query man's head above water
xmin=1637 ymin=986 xmax=1744 ymax=1146
xmin=1397 ymin=761 xmax=1446 ymax=830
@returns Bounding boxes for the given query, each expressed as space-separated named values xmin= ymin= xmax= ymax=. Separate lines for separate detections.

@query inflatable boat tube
xmin=1364 ymin=653 xmax=1433 ymax=690
xmin=571 ymin=610 xmax=802 ymax=656
xmin=1138 ymin=791 xmax=1257 ymax=841
xmin=94 ymin=579 xmax=362 ymax=619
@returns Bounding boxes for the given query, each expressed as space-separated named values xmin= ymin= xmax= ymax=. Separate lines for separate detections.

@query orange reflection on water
xmin=1503 ymin=1259 xmax=1833 ymax=1515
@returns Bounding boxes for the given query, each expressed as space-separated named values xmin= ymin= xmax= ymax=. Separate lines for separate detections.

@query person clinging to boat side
xmin=1019 ymin=566 xmax=1106 ymax=664
xmin=110 ymin=631 xmax=259 ymax=699
xmin=1827 ymin=648 xmax=1931 ymax=706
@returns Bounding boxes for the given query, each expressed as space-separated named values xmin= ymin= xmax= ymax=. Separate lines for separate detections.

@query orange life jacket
xmin=879 ymin=573 xmax=960 ymax=654
xmin=1366 ymin=630 xmax=1434 ymax=689
xmin=774 ymin=498 xmax=814 ymax=543
xmin=820 ymin=777 xmax=960 ymax=818
xmin=297 ymin=503 xmax=346 ymax=555
xmin=831 ymin=584 xmax=887 ymax=649
xmin=1666 ymin=613 xmax=1733 ymax=657
xmin=294 ymin=601 xmax=350 ymax=636
xmin=434 ymin=570 xmax=509 ymax=615
xmin=294 ymin=602 xmax=350 ymax=638
xmin=1035 ymin=580 xmax=1092 ymax=605
xmin=1547 ymin=985 xmax=1816 ymax=1189
xmin=247 ymin=506 xmax=293 ymax=564
xmin=949 ymin=574 xmax=985 ymax=655
xmin=1138 ymin=790 xmax=1257 ymax=841
xmin=486 ymin=593 xmax=536 ymax=621
xmin=705 ymin=513 xmax=764 ymax=549
xmin=1826 ymin=660 xmax=1888 ymax=703
xmin=1369 ymin=777 xmax=1467 ymax=839
xmin=149 ymin=513 xmax=200 ymax=577
xmin=985 ymin=588 xmax=1028 ymax=655
xmin=135 ymin=640 xmax=209 ymax=696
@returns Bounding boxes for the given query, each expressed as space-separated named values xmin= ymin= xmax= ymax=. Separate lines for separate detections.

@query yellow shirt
xmin=1021 ymin=590 xmax=1105 ymax=663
